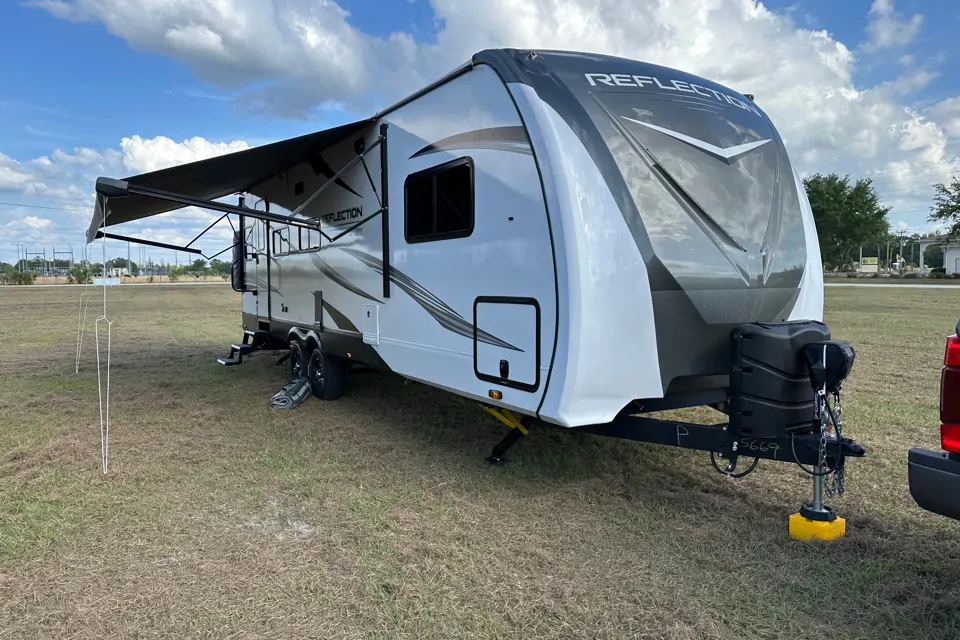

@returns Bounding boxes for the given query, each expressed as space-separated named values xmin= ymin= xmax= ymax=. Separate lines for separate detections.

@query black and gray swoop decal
xmin=310 ymin=253 xmax=381 ymax=303
xmin=308 ymin=152 xmax=363 ymax=198
xmin=320 ymin=299 xmax=359 ymax=333
xmin=338 ymin=248 xmax=522 ymax=352
xmin=410 ymin=126 xmax=532 ymax=158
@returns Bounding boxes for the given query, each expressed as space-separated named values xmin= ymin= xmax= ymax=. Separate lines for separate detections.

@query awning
xmin=87 ymin=118 xmax=372 ymax=243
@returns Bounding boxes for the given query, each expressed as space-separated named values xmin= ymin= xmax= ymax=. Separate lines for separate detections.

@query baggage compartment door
xmin=474 ymin=297 xmax=541 ymax=392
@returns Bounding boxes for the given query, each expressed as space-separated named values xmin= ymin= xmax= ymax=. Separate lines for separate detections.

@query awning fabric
xmin=87 ymin=119 xmax=371 ymax=243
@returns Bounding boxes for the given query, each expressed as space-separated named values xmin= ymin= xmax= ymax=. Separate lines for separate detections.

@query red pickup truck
xmin=908 ymin=319 xmax=960 ymax=521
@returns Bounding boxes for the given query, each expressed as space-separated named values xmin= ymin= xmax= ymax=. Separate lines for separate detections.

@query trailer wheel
xmin=306 ymin=346 xmax=344 ymax=400
xmin=289 ymin=341 xmax=307 ymax=381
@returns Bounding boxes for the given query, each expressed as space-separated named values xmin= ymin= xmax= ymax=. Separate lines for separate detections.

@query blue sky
xmin=1 ymin=0 xmax=959 ymax=265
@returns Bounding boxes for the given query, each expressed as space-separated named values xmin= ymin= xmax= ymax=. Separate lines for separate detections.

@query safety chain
xmin=816 ymin=389 xmax=828 ymax=473
xmin=813 ymin=387 xmax=846 ymax=499
xmin=826 ymin=391 xmax=845 ymax=498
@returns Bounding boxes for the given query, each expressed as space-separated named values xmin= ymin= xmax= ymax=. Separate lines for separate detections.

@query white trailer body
xmin=88 ymin=48 xmax=825 ymax=429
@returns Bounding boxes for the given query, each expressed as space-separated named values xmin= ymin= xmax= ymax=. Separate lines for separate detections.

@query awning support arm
xmin=379 ymin=122 xmax=390 ymax=298
xmin=361 ymin=155 xmax=382 ymax=208
xmin=203 ymin=242 xmax=237 ymax=261
xmin=186 ymin=212 xmax=229 ymax=248
xmin=95 ymin=178 xmax=321 ymax=232
xmin=291 ymin=135 xmax=383 ymax=217
xmin=94 ymin=231 xmax=203 ymax=255
xmin=322 ymin=208 xmax=383 ymax=244
xmin=95 ymin=231 xmax=239 ymax=264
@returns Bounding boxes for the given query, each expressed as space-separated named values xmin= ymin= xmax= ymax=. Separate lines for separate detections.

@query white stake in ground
xmin=94 ymin=231 xmax=113 ymax=475
xmin=75 ymin=288 xmax=89 ymax=373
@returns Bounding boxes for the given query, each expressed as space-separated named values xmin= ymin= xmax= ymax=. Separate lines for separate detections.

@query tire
xmin=306 ymin=345 xmax=344 ymax=400
xmin=289 ymin=341 xmax=307 ymax=381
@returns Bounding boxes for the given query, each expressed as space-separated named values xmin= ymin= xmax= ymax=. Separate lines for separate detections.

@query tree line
xmin=0 ymin=256 xmax=233 ymax=285
xmin=803 ymin=173 xmax=960 ymax=273
xmin=4 ymin=177 xmax=959 ymax=284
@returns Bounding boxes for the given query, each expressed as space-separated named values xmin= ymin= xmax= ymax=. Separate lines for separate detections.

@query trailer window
xmin=299 ymin=224 xmax=321 ymax=253
xmin=404 ymin=157 xmax=473 ymax=243
xmin=272 ymin=226 xmax=295 ymax=256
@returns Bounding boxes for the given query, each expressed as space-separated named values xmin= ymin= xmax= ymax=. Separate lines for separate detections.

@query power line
xmin=0 ymin=200 xmax=88 ymax=213
xmin=870 ymin=170 xmax=960 ymax=189
xmin=856 ymin=158 xmax=960 ymax=180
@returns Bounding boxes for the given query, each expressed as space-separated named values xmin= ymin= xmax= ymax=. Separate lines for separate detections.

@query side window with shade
xmin=404 ymin=157 xmax=474 ymax=243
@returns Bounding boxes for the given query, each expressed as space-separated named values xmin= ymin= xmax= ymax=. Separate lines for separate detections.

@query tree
xmin=1 ymin=271 xmax=37 ymax=285
xmin=209 ymin=259 xmax=230 ymax=276
xmin=67 ymin=265 xmax=92 ymax=285
xmin=188 ymin=258 xmax=208 ymax=274
xmin=104 ymin=258 xmax=138 ymax=274
xmin=929 ymin=177 xmax=960 ymax=240
xmin=803 ymin=173 xmax=892 ymax=270
xmin=924 ymin=243 xmax=944 ymax=270
xmin=897 ymin=233 xmax=923 ymax=267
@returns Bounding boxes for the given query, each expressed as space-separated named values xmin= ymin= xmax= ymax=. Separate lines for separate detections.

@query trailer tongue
xmin=484 ymin=318 xmax=862 ymax=540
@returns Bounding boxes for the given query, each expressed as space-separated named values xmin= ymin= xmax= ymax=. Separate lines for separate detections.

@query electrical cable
xmin=710 ymin=451 xmax=760 ymax=478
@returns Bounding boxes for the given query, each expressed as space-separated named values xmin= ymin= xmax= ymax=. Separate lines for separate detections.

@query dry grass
xmin=1 ymin=274 xmax=230 ymax=285
xmin=1 ymin=285 xmax=959 ymax=639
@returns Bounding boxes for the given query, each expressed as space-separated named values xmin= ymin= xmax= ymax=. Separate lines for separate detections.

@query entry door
xmin=474 ymin=297 xmax=541 ymax=392
xmin=241 ymin=217 xmax=266 ymax=317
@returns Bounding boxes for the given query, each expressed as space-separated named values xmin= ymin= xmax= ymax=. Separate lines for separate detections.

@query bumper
xmin=908 ymin=448 xmax=960 ymax=521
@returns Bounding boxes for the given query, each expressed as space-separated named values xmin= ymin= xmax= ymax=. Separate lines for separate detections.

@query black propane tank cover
xmin=729 ymin=321 xmax=831 ymax=439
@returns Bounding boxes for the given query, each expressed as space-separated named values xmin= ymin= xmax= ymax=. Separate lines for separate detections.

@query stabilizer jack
xmin=481 ymin=406 xmax=529 ymax=465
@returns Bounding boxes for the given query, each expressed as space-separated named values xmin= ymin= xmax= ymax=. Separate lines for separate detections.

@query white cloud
xmin=0 ymin=153 xmax=35 ymax=191
xmin=926 ymin=97 xmax=960 ymax=138
xmin=119 ymin=135 xmax=249 ymax=174
xmin=0 ymin=212 xmax=61 ymax=247
xmin=0 ymin=151 xmax=90 ymax=201
xmin=865 ymin=0 xmax=923 ymax=50
xmin=13 ymin=0 xmax=959 ymax=243
xmin=9 ymin=215 xmax=53 ymax=230
xmin=0 ymin=135 xmax=248 ymax=263
xmin=22 ymin=0 xmax=91 ymax=22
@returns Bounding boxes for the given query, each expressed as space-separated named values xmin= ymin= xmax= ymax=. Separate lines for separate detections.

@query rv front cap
xmin=583 ymin=73 xmax=761 ymax=117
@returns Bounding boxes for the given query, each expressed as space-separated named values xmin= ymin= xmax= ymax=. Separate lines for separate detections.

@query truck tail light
xmin=943 ymin=424 xmax=960 ymax=454
xmin=941 ymin=334 xmax=960 ymax=454
xmin=946 ymin=334 xmax=960 ymax=367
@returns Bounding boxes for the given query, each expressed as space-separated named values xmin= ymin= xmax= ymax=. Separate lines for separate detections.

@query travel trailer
xmin=89 ymin=49 xmax=865 ymax=529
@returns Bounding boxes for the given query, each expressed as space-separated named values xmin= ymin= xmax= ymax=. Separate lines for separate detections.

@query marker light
xmin=941 ymin=334 xmax=960 ymax=454
xmin=944 ymin=334 xmax=960 ymax=367
xmin=942 ymin=424 xmax=960 ymax=454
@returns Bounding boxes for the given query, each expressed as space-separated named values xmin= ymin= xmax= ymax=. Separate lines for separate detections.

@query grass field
xmin=823 ymin=276 xmax=960 ymax=285
xmin=2 ymin=285 xmax=960 ymax=639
